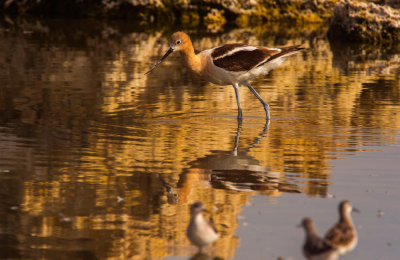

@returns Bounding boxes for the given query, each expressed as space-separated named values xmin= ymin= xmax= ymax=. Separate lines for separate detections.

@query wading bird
xmin=186 ymin=202 xmax=219 ymax=252
xmin=324 ymin=200 xmax=359 ymax=256
xmin=145 ymin=32 xmax=303 ymax=120
xmin=300 ymin=218 xmax=339 ymax=260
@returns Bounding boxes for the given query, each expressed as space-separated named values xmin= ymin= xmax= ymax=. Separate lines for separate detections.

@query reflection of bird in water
xmin=145 ymin=31 xmax=303 ymax=120
xmin=300 ymin=218 xmax=338 ymax=260
xmin=324 ymin=200 xmax=358 ymax=256
xmin=188 ymin=121 xmax=300 ymax=195
xmin=187 ymin=202 xmax=219 ymax=252
xmin=189 ymin=252 xmax=213 ymax=260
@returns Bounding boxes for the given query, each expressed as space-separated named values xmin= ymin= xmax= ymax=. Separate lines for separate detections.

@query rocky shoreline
xmin=328 ymin=0 xmax=400 ymax=44
xmin=1 ymin=0 xmax=399 ymax=44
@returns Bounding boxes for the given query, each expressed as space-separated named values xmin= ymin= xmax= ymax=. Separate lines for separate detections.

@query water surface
xmin=0 ymin=18 xmax=399 ymax=259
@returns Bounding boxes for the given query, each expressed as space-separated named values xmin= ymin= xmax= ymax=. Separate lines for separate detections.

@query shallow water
xmin=0 ymin=19 xmax=399 ymax=259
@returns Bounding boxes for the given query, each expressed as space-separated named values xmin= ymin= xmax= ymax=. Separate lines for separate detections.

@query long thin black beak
xmin=144 ymin=48 xmax=174 ymax=75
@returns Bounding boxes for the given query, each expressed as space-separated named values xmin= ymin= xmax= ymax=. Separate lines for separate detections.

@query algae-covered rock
xmin=248 ymin=0 xmax=338 ymax=23
xmin=203 ymin=8 xmax=226 ymax=32
xmin=201 ymin=0 xmax=257 ymax=14
xmin=328 ymin=0 xmax=400 ymax=44
xmin=1 ymin=0 xmax=335 ymax=24
xmin=1 ymin=0 xmax=256 ymax=18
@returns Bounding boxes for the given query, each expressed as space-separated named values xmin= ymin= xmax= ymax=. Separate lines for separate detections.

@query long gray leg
xmin=232 ymin=83 xmax=243 ymax=120
xmin=246 ymin=82 xmax=270 ymax=120
xmin=233 ymin=118 xmax=242 ymax=156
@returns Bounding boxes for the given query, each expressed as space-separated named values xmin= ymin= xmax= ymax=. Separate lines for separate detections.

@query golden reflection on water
xmin=0 ymin=19 xmax=399 ymax=259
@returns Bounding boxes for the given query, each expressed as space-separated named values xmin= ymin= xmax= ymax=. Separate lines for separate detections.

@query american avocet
xmin=324 ymin=201 xmax=359 ymax=256
xmin=145 ymin=32 xmax=303 ymax=120
xmin=186 ymin=201 xmax=219 ymax=252
xmin=300 ymin=218 xmax=339 ymax=260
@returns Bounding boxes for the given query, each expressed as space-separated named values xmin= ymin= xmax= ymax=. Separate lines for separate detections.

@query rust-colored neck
xmin=180 ymin=40 xmax=201 ymax=75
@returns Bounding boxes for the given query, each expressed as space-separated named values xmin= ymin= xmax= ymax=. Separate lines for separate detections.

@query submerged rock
xmin=328 ymin=0 xmax=400 ymax=44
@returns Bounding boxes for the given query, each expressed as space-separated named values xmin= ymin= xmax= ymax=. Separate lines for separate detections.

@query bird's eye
xmin=176 ymin=40 xmax=181 ymax=45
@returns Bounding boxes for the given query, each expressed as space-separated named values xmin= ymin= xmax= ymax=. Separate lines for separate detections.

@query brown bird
xmin=186 ymin=202 xmax=219 ymax=252
xmin=145 ymin=32 xmax=303 ymax=120
xmin=300 ymin=218 xmax=339 ymax=260
xmin=324 ymin=200 xmax=358 ymax=255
